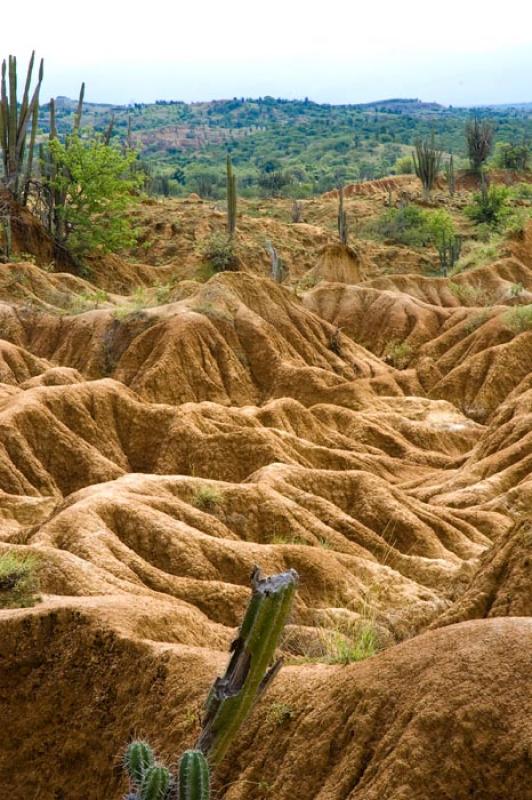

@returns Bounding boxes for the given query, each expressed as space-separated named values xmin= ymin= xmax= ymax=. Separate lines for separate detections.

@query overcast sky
xmin=4 ymin=0 xmax=532 ymax=106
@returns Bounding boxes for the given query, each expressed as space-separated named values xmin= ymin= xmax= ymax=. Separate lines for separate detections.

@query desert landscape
xmin=0 ymin=44 xmax=531 ymax=800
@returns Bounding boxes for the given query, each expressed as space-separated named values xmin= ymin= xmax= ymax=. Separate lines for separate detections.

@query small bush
xmin=503 ymin=305 xmax=532 ymax=332
xmin=384 ymin=340 xmax=412 ymax=369
xmin=449 ymin=282 xmax=495 ymax=307
xmin=465 ymin=185 xmax=511 ymax=228
xmin=367 ymin=205 xmax=432 ymax=247
xmin=197 ymin=232 xmax=237 ymax=272
xmin=394 ymin=155 xmax=414 ymax=175
xmin=0 ymin=552 xmax=40 ymax=609
xmin=193 ymin=485 xmax=223 ymax=511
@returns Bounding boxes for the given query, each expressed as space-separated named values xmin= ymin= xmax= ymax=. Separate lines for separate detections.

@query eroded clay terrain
xmin=0 ymin=180 xmax=531 ymax=799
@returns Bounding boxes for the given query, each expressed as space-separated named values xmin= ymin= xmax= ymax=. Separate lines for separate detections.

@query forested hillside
xmin=40 ymin=96 xmax=532 ymax=197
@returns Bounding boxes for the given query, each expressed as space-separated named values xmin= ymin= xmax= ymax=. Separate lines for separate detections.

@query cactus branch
xmin=196 ymin=566 xmax=298 ymax=765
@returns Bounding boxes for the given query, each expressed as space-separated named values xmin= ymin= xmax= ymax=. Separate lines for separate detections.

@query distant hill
xmin=38 ymin=96 xmax=532 ymax=197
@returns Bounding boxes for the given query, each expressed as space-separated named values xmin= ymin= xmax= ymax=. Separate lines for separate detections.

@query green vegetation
xmin=0 ymin=551 xmax=40 ymax=609
xmin=226 ymin=154 xmax=237 ymax=236
xmin=503 ymin=305 xmax=532 ymax=332
xmin=197 ymin=232 xmax=237 ymax=272
xmin=466 ymin=116 xmax=494 ymax=172
xmin=384 ymin=340 xmax=413 ymax=369
xmin=465 ymin=184 xmax=511 ymax=228
xmin=319 ymin=622 xmax=377 ymax=664
xmin=425 ymin=210 xmax=461 ymax=275
xmin=122 ymin=568 xmax=298 ymax=799
xmin=40 ymin=97 xmax=530 ymax=199
xmin=412 ymin=134 xmax=442 ymax=197
xmin=193 ymin=485 xmax=223 ymax=511
xmin=47 ymin=137 xmax=140 ymax=255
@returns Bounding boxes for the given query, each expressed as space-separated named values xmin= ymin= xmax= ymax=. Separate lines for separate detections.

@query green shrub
xmin=503 ymin=305 xmax=532 ymax=332
xmin=394 ymin=155 xmax=414 ymax=174
xmin=197 ymin=232 xmax=237 ymax=272
xmin=465 ymin=185 xmax=511 ymax=228
xmin=367 ymin=205 xmax=432 ymax=247
xmin=0 ymin=552 xmax=40 ymax=609
xmin=193 ymin=485 xmax=223 ymax=511
xmin=384 ymin=339 xmax=413 ymax=368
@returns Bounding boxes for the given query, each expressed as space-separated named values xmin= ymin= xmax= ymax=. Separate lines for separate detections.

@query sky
xmin=3 ymin=0 xmax=532 ymax=106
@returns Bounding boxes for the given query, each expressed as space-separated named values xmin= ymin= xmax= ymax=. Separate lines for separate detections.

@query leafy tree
xmin=425 ymin=210 xmax=461 ymax=275
xmin=394 ymin=155 xmax=414 ymax=174
xmin=493 ymin=141 xmax=529 ymax=171
xmin=48 ymin=137 xmax=140 ymax=255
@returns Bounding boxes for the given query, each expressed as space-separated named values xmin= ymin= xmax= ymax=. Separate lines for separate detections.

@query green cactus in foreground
xmin=122 ymin=567 xmax=298 ymax=798
xmin=197 ymin=566 xmax=298 ymax=764
xmin=140 ymin=765 xmax=171 ymax=800
xmin=178 ymin=750 xmax=210 ymax=800
xmin=125 ymin=740 xmax=155 ymax=788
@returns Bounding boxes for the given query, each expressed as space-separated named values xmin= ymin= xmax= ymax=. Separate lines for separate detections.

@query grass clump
xmin=320 ymin=622 xmax=377 ymax=664
xmin=193 ymin=485 xmax=223 ymax=511
xmin=448 ymin=282 xmax=495 ymax=307
xmin=503 ymin=305 xmax=532 ymax=333
xmin=384 ymin=339 xmax=412 ymax=369
xmin=0 ymin=552 xmax=40 ymax=609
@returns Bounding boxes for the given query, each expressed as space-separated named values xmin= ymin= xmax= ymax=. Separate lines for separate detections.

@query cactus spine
xmin=0 ymin=52 xmax=44 ymax=202
xmin=125 ymin=740 xmax=156 ymax=787
xmin=178 ymin=750 xmax=210 ymax=800
xmin=338 ymin=185 xmax=348 ymax=245
xmin=226 ymin=154 xmax=237 ymax=237
xmin=197 ymin=567 xmax=298 ymax=764
xmin=140 ymin=765 xmax=171 ymax=800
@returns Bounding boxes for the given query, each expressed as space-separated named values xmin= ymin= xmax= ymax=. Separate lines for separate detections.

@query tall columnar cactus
xmin=412 ymin=134 xmax=442 ymax=198
xmin=226 ymin=154 xmax=237 ymax=237
xmin=121 ymin=567 xmax=298 ymax=799
xmin=0 ymin=52 xmax=44 ymax=203
xmin=178 ymin=750 xmax=210 ymax=800
xmin=445 ymin=152 xmax=455 ymax=196
xmin=197 ymin=567 xmax=298 ymax=764
xmin=73 ymin=82 xmax=85 ymax=135
xmin=337 ymin=185 xmax=348 ymax=245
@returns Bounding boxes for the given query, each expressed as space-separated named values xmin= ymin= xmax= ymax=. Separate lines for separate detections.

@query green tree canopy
xmin=49 ymin=137 xmax=140 ymax=255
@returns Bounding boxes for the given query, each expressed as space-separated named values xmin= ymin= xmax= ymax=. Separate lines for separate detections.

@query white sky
xmin=3 ymin=0 xmax=532 ymax=105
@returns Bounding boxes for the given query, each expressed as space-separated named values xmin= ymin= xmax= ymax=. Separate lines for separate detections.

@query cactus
xmin=266 ymin=240 xmax=285 ymax=283
xmin=226 ymin=154 xmax=237 ymax=237
xmin=0 ymin=52 xmax=44 ymax=203
xmin=121 ymin=568 xmax=298 ymax=796
xmin=412 ymin=134 xmax=442 ymax=198
xmin=73 ymin=82 xmax=85 ymax=136
xmin=445 ymin=152 xmax=455 ymax=196
xmin=139 ymin=765 xmax=171 ymax=800
xmin=337 ymin=185 xmax=348 ymax=245
xmin=125 ymin=740 xmax=156 ymax=788
xmin=178 ymin=750 xmax=210 ymax=800
xmin=197 ymin=567 xmax=298 ymax=764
